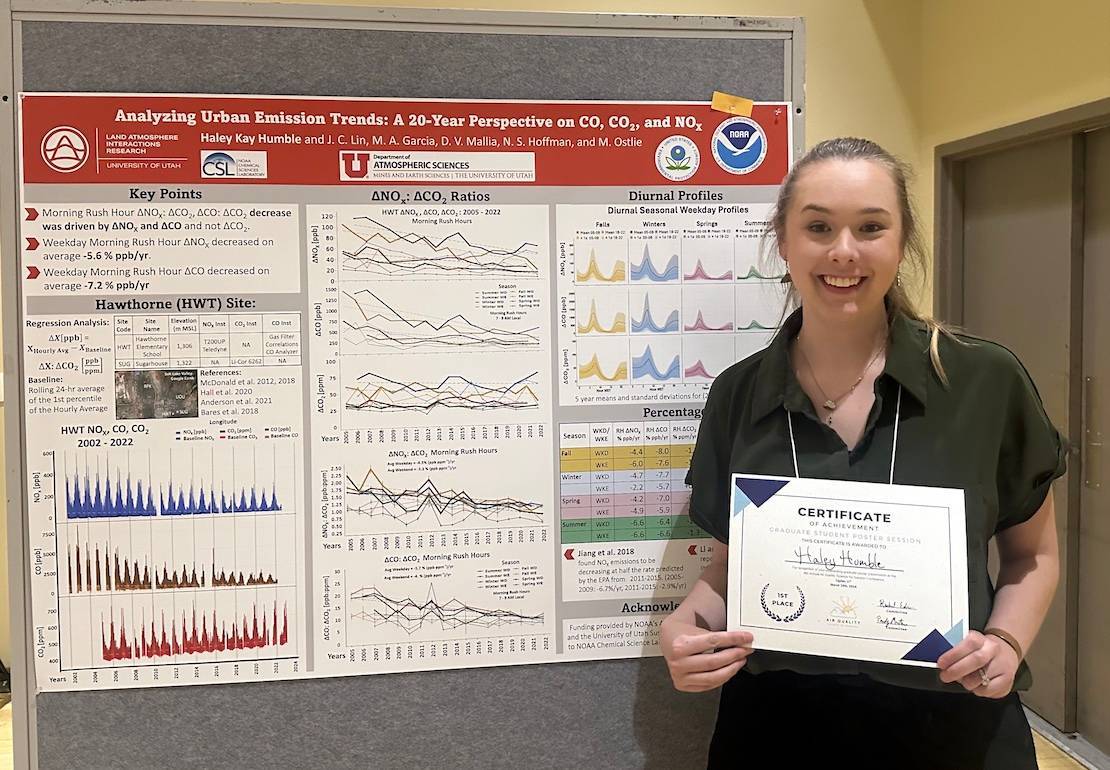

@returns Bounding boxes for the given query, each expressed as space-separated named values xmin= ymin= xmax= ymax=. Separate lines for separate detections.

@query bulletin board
xmin=1 ymin=4 xmax=804 ymax=767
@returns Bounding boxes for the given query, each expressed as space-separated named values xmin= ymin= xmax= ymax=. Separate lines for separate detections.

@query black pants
xmin=707 ymin=670 xmax=1037 ymax=770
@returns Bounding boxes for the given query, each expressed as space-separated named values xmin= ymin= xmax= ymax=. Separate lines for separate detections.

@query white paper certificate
xmin=727 ymin=475 xmax=969 ymax=667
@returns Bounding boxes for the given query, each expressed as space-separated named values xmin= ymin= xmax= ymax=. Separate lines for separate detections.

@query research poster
xmin=17 ymin=93 xmax=791 ymax=690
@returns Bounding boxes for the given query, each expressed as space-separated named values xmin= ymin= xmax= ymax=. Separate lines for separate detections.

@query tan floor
xmin=0 ymin=699 xmax=1089 ymax=769
xmin=1034 ymin=730 xmax=1090 ymax=770
xmin=1 ymin=702 xmax=12 ymax=770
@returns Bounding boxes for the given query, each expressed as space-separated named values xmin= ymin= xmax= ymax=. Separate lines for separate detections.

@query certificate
xmin=727 ymin=474 xmax=969 ymax=667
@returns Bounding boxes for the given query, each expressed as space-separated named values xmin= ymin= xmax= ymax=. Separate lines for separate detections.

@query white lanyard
xmin=786 ymin=384 xmax=902 ymax=484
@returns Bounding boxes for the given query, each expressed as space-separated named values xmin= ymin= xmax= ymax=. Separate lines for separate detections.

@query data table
xmin=559 ymin=420 xmax=711 ymax=544
xmin=113 ymin=313 xmax=302 ymax=369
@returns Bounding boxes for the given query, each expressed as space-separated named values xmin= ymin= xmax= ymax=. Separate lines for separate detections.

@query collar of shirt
xmin=749 ymin=307 xmax=932 ymax=425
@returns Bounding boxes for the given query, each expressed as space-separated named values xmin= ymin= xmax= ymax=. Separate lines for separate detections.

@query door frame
xmin=933 ymin=97 xmax=1110 ymax=733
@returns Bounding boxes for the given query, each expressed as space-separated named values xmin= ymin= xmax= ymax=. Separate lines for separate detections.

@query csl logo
xmin=201 ymin=151 xmax=236 ymax=177
xmin=340 ymin=151 xmax=372 ymax=181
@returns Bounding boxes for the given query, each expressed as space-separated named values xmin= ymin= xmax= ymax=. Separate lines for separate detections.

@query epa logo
xmin=41 ymin=126 xmax=89 ymax=173
xmin=711 ymin=117 xmax=767 ymax=175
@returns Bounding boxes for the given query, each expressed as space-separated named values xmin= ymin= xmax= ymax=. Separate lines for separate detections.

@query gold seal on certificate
xmin=727 ymin=474 xmax=969 ymax=667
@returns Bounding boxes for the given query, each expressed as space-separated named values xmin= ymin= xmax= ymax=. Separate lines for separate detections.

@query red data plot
xmin=101 ymin=603 xmax=290 ymax=661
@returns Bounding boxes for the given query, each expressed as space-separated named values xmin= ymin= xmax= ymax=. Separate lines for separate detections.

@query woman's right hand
xmin=660 ymin=621 xmax=754 ymax=692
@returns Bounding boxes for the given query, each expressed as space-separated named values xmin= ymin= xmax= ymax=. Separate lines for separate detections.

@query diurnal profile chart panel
xmin=17 ymin=92 xmax=791 ymax=691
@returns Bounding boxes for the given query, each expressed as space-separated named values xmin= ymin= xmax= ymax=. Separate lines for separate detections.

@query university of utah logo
xmin=340 ymin=151 xmax=372 ymax=181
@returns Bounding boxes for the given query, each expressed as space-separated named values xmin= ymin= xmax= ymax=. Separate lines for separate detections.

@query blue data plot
xmin=66 ymin=472 xmax=157 ymax=519
xmin=632 ymin=346 xmax=681 ymax=381
xmin=630 ymin=244 xmax=680 ymax=282
xmin=630 ymin=293 xmax=680 ymax=333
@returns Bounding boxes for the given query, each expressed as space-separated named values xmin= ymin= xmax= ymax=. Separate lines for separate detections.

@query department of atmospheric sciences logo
xmin=41 ymin=126 xmax=89 ymax=173
xmin=340 ymin=150 xmax=372 ymax=181
xmin=760 ymin=583 xmax=806 ymax=623
xmin=711 ymin=116 xmax=767 ymax=175
xmin=201 ymin=150 xmax=268 ymax=179
xmin=655 ymin=135 xmax=700 ymax=181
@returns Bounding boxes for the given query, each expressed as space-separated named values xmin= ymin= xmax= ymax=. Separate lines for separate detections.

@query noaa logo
xmin=201 ymin=151 xmax=236 ymax=177
xmin=41 ymin=126 xmax=89 ymax=173
xmin=760 ymin=583 xmax=806 ymax=623
xmin=711 ymin=117 xmax=767 ymax=175
xmin=654 ymin=135 xmax=700 ymax=181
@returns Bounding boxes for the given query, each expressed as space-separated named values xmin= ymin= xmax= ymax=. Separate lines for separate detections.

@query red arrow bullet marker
xmin=688 ymin=545 xmax=697 ymax=556
xmin=25 ymin=207 xmax=38 ymax=221
xmin=25 ymin=237 xmax=39 ymax=250
xmin=564 ymin=548 xmax=575 ymax=560
xmin=27 ymin=266 xmax=40 ymax=279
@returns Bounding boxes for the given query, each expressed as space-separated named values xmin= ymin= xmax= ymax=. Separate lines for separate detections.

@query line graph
xmin=575 ymin=243 xmax=626 ymax=283
xmin=345 ymin=467 xmax=543 ymax=529
xmin=680 ymin=237 xmax=734 ymax=283
xmin=341 ymin=289 xmax=540 ymax=352
xmin=632 ymin=345 xmax=681 ymax=381
xmin=342 ymin=217 xmax=540 ymax=279
xmin=683 ymin=360 xmax=716 ymax=379
xmin=683 ymin=337 xmax=736 ymax=382
xmin=350 ymin=585 xmax=545 ymax=636
xmin=344 ymin=371 xmax=540 ymax=413
xmin=100 ymin=603 xmax=289 ymax=661
xmin=62 ymin=444 xmax=296 ymax=520
xmin=578 ymin=353 xmax=628 ymax=382
xmin=736 ymin=265 xmax=784 ymax=281
xmin=576 ymin=299 xmax=627 ymax=335
xmin=736 ymin=282 xmax=786 ymax=331
xmin=683 ymin=310 xmax=733 ymax=332
xmin=630 ymin=244 xmax=680 ymax=282
xmin=64 ymin=538 xmax=281 ymax=593
xmin=630 ymin=293 xmax=680 ymax=334
xmin=683 ymin=259 xmax=734 ymax=281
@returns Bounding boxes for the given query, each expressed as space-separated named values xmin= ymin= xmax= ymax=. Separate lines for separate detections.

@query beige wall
xmin=916 ymin=0 xmax=1110 ymax=310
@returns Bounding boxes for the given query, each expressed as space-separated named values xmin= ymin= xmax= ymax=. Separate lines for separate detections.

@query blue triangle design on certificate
xmin=731 ymin=488 xmax=751 ymax=517
xmin=943 ymin=620 xmax=965 ymax=647
xmin=901 ymin=629 xmax=954 ymax=662
xmin=733 ymin=477 xmax=790 ymax=508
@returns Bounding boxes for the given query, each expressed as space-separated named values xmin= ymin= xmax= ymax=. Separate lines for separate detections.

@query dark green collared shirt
xmin=686 ymin=307 xmax=1066 ymax=692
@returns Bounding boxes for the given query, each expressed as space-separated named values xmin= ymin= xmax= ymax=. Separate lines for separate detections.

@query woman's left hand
xmin=937 ymin=630 xmax=1021 ymax=698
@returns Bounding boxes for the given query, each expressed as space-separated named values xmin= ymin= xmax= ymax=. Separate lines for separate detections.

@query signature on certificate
xmin=791 ymin=546 xmax=887 ymax=571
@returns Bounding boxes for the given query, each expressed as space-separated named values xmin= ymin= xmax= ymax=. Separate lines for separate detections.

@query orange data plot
xmin=577 ymin=299 xmax=627 ymax=334
xmin=575 ymin=247 xmax=626 ymax=283
xmin=578 ymin=353 xmax=629 ymax=382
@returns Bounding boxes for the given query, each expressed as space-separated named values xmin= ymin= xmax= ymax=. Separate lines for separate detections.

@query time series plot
xmin=315 ymin=204 xmax=553 ymax=430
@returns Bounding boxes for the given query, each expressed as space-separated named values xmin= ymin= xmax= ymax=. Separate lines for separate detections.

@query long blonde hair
xmin=762 ymin=137 xmax=959 ymax=384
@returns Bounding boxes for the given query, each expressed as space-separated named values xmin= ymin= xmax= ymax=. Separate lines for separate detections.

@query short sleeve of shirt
xmin=685 ymin=384 xmax=732 ymax=543
xmin=994 ymin=352 xmax=1067 ymax=532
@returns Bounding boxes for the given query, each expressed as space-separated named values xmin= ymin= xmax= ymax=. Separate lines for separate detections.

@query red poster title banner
xmin=21 ymin=94 xmax=791 ymax=187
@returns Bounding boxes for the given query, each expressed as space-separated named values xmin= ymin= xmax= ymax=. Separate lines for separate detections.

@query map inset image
xmin=115 ymin=369 xmax=199 ymax=419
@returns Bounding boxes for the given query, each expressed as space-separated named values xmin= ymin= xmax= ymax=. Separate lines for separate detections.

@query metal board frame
xmin=0 ymin=5 xmax=805 ymax=768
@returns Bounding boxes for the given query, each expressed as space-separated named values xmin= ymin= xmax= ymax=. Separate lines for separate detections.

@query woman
xmin=661 ymin=138 xmax=1065 ymax=769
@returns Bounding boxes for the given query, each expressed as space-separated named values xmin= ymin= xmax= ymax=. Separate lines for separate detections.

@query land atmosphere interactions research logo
xmin=41 ymin=126 xmax=89 ymax=173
